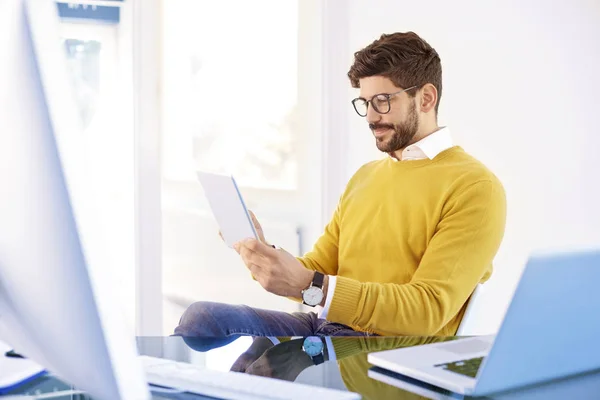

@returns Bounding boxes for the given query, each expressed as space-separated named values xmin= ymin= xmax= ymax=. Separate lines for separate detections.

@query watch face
xmin=302 ymin=286 xmax=324 ymax=306
xmin=303 ymin=336 xmax=324 ymax=357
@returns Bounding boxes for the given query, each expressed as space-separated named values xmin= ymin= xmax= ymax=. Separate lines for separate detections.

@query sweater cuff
xmin=328 ymin=276 xmax=363 ymax=327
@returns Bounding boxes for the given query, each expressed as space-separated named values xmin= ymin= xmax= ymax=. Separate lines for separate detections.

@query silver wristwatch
xmin=301 ymin=271 xmax=324 ymax=307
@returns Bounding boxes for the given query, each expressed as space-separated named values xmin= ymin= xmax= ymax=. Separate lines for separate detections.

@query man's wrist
xmin=296 ymin=268 xmax=315 ymax=298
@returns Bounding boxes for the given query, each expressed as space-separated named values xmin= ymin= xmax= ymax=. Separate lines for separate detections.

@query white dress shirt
xmin=318 ymin=127 xmax=455 ymax=324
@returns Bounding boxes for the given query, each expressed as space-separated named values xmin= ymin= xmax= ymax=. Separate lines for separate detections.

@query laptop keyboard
xmin=435 ymin=356 xmax=484 ymax=378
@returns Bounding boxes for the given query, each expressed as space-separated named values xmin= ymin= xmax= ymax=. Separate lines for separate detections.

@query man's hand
xmin=233 ymin=238 xmax=314 ymax=298
xmin=247 ymin=210 xmax=267 ymax=245
xmin=245 ymin=339 xmax=317 ymax=381
xmin=230 ymin=337 xmax=275 ymax=373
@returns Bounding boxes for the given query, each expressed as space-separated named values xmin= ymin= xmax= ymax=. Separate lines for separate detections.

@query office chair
xmin=455 ymin=285 xmax=482 ymax=336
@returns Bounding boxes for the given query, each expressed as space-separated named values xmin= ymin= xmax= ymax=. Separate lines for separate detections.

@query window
xmin=58 ymin=1 xmax=136 ymax=331
xmin=160 ymin=0 xmax=324 ymax=335
xmin=161 ymin=0 xmax=299 ymax=190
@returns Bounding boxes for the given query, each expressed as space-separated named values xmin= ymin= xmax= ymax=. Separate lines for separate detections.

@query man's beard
xmin=369 ymin=101 xmax=419 ymax=153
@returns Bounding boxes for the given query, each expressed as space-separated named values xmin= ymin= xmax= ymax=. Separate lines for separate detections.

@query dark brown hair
xmin=348 ymin=32 xmax=442 ymax=113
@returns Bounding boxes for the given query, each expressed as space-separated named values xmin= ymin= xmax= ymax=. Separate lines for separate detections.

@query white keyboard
xmin=140 ymin=355 xmax=361 ymax=400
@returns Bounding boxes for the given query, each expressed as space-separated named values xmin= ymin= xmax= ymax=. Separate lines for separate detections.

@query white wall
xmin=324 ymin=0 xmax=600 ymax=333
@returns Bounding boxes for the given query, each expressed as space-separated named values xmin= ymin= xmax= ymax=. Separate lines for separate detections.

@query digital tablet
xmin=196 ymin=171 xmax=258 ymax=248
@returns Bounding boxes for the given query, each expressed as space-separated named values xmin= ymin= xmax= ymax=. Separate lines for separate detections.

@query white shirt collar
xmin=393 ymin=126 xmax=454 ymax=161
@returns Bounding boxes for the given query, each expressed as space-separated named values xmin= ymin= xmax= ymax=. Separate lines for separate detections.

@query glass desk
xmin=2 ymin=335 xmax=600 ymax=399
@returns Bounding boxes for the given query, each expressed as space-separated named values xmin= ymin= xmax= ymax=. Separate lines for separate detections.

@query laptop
xmin=368 ymin=249 xmax=600 ymax=396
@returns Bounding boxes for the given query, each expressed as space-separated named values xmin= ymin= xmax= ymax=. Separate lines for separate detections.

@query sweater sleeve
xmin=326 ymin=179 xmax=507 ymax=336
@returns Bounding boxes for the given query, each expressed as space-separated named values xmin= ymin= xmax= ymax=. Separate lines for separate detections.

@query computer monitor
xmin=0 ymin=0 xmax=150 ymax=399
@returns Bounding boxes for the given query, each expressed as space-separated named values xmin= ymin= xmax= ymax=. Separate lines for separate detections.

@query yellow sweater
xmin=298 ymin=146 xmax=507 ymax=336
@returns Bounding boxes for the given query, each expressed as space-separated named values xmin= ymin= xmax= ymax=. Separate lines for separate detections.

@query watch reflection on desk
xmin=182 ymin=335 xmax=459 ymax=400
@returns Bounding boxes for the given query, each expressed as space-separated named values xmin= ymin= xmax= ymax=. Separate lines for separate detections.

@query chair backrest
xmin=456 ymin=284 xmax=482 ymax=336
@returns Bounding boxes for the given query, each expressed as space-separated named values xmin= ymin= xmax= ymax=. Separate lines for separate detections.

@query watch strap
xmin=312 ymin=271 xmax=324 ymax=289
xmin=311 ymin=352 xmax=325 ymax=365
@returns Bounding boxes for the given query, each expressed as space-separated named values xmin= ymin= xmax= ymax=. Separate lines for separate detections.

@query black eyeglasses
xmin=351 ymin=86 xmax=417 ymax=117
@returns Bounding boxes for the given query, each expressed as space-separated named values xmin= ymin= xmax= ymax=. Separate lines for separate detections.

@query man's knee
xmin=174 ymin=301 xmax=225 ymax=336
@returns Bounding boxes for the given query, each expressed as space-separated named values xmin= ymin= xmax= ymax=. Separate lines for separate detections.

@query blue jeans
xmin=173 ymin=301 xmax=370 ymax=350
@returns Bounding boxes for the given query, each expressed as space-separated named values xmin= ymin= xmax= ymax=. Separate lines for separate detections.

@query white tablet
xmin=196 ymin=171 xmax=258 ymax=248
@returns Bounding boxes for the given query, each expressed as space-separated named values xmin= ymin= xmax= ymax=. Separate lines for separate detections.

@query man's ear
xmin=419 ymin=83 xmax=438 ymax=113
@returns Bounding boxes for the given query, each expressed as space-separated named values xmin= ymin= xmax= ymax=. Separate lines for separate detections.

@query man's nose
xmin=366 ymin=105 xmax=382 ymax=124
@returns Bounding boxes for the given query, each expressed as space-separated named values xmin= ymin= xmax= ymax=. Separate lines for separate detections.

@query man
xmin=174 ymin=31 xmax=506 ymax=339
